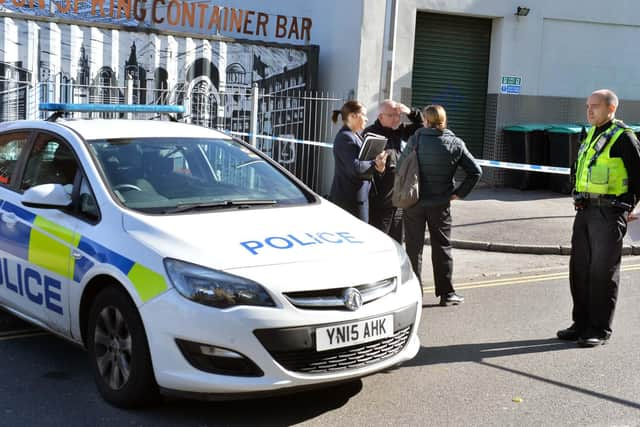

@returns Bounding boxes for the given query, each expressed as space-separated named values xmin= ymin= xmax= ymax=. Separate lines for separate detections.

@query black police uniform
xmin=564 ymin=120 xmax=640 ymax=346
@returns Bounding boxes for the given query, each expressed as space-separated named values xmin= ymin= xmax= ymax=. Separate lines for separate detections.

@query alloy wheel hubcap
xmin=93 ymin=305 xmax=133 ymax=390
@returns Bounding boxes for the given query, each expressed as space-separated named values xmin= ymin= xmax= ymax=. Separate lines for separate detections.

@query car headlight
xmin=393 ymin=240 xmax=416 ymax=285
xmin=164 ymin=259 xmax=276 ymax=309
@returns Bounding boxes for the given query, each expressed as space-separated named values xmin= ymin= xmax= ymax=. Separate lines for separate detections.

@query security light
xmin=515 ymin=6 xmax=530 ymax=16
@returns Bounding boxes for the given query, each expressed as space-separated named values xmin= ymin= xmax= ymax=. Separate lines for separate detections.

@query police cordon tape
xmin=223 ymin=130 xmax=572 ymax=175
xmin=474 ymin=160 xmax=570 ymax=175
xmin=221 ymin=131 xmax=640 ymax=255
xmin=224 ymin=131 xmax=334 ymax=148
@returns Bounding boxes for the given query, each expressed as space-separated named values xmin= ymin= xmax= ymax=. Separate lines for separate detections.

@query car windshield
xmin=88 ymin=137 xmax=311 ymax=213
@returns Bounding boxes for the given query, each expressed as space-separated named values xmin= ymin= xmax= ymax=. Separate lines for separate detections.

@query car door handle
xmin=72 ymin=251 xmax=83 ymax=260
xmin=1 ymin=212 xmax=17 ymax=227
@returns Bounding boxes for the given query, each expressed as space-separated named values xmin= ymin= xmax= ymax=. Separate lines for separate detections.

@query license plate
xmin=315 ymin=315 xmax=394 ymax=351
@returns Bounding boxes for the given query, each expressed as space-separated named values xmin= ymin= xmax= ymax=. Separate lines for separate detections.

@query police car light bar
xmin=39 ymin=103 xmax=185 ymax=114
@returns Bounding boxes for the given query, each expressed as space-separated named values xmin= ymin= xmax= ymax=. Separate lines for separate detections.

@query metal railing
xmin=0 ymin=79 xmax=32 ymax=122
xmin=1 ymin=78 xmax=344 ymax=195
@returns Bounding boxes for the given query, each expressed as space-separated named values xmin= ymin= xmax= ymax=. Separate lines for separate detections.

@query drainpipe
xmin=380 ymin=0 xmax=398 ymax=101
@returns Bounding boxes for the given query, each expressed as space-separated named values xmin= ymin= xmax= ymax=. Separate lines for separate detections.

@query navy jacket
xmin=329 ymin=126 xmax=377 ymax=220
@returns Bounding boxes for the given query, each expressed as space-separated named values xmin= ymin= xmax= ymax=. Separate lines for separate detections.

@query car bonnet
xmin=121 ymin=201 xmax=396 ymax=271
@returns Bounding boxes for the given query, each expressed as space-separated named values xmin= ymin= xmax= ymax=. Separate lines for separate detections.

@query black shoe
xmin=556 ymin=324 xmax=582 ymax=341
xmin=577 ymin=332 xmax=610 ymax=348
xmin=439 ymin=292 xmax=464 ymax=306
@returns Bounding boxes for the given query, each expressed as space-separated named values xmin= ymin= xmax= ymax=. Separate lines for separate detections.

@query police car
xmin=0 ymin=104 xmax=421 ymax=407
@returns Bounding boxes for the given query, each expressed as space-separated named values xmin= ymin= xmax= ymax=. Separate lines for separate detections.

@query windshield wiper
xmin=166 ymin=199 xmax=277 ymax=213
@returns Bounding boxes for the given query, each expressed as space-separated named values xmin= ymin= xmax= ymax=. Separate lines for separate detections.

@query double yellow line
xmin=422 ymin=263 xmax=640 ymax=293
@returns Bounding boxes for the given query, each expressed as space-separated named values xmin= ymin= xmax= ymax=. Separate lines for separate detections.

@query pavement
xmin=438 ymin=183 xmax=640 ymax=255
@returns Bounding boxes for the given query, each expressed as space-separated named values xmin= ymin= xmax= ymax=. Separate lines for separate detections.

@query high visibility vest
xmin=574 ymin=121 xmax=629 ymax=196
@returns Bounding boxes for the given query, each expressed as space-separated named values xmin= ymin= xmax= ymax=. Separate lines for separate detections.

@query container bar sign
xmin=501 ymin=76 xmax=522 ymax=94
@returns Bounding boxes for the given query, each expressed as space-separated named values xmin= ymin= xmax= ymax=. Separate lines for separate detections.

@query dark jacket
xmin=399 ymin=127 xmax=482 ymax=207
xmin=364 ymin=110 xmax=423 ymax=208
xmin=329 ymin=126 xmax=377 ymax=220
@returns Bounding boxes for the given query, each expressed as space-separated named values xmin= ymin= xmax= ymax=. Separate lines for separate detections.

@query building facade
xmin=155 ymin=0 xmax=640 ymax=181
xmin=2 ymin=0 xmax=640 ymax=185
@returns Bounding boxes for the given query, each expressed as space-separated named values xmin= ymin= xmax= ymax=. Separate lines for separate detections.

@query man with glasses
xmin=364 ymin=99 xmax=423 ymax=242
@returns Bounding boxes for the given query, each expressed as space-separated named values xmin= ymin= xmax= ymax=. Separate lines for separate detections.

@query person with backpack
xmin=398 ymin=104 xmax=482 ymax=305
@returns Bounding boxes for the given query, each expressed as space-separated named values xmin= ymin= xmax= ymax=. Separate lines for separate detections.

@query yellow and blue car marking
xmin=0 ymin=200 xmax=168 ymax=312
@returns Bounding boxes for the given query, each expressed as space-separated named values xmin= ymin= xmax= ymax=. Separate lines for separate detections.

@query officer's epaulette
xmin=613 ymin=119 xmax=631 ymax=130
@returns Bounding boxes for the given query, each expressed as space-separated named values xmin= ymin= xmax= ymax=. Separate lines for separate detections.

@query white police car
xmin=0 ymin=104 xmax=421 ymax=407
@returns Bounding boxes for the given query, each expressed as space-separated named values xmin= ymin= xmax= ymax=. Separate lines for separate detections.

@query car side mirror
xmin=22 ymin=183 xmax=72 ymax=209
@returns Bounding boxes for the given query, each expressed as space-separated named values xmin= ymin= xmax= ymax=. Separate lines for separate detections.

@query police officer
xmin=557 ymin=89 xmax=640 ymax=347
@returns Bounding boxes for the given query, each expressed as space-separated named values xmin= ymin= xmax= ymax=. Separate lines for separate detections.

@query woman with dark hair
xmin=329 ymin=101 xmax=388 ymax=221
xmin=399 ymin=104 xmax=482 ymax=305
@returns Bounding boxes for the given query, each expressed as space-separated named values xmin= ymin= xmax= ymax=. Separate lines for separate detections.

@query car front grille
xmin=267 ymin=326 xmax=412 ymax=374
xmin=254 ymin=303 xmax=417 ymax=375
xmin=283 ymin=277 xmax=397 ymax=310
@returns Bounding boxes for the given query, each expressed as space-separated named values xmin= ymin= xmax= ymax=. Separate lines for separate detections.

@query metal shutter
xmin=411 ymin=12 xmax=492 ymax=156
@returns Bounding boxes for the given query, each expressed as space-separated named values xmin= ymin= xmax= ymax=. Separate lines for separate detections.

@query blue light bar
xmin=39 ymin=103 xmax=185 ymax=114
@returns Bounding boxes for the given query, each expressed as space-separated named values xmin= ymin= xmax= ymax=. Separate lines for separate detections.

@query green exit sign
xmin=501 ymin=76 xmax=522 ymax=85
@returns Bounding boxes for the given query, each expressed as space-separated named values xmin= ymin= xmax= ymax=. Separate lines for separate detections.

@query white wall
xmin=311 ymin=0 xmax=364 ymax=98
xmin=537 ymin=18 xmax=640 ymax=98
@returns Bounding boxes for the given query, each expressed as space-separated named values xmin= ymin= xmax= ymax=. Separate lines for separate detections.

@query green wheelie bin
xmin=503 ymin=124 xmax=551 ymax=190
xmin=546 ymin=124 xmax=586 ymax=194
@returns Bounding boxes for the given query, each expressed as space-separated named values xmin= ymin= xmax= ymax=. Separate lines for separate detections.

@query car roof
xmin=59 ymin=119 xmax=233 ymax=141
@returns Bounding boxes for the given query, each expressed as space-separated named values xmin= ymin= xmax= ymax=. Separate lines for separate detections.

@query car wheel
xmin=87 ymin=286 xmax=159 ymax=408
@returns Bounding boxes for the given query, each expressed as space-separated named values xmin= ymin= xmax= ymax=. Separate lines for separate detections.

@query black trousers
xmin=404 ymin=203 xmax=454 ymax=297
xmin=569 ymin=205 xmax=627 ymax=337
xmin=369 ymin=205 xmax=403 ymax=243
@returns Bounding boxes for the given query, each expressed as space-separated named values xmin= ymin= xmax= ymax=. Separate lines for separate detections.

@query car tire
xmin=87 ymin=286 xmax=159 ymax=408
